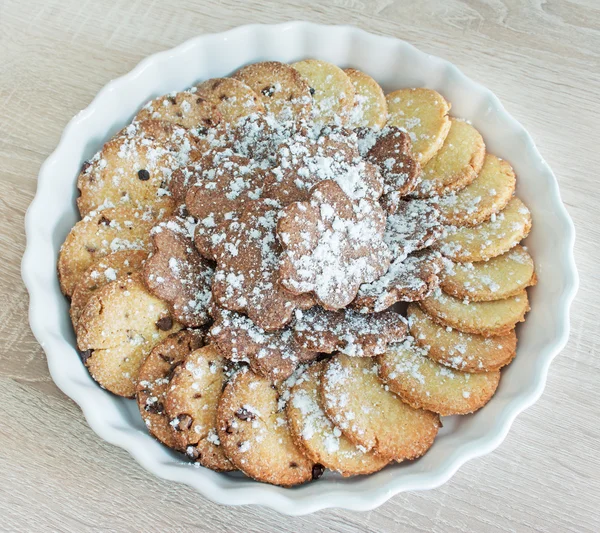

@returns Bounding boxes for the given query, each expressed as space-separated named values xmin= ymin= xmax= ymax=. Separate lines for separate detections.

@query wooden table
xmin=1 ymin=1 xmax=598 ymax=531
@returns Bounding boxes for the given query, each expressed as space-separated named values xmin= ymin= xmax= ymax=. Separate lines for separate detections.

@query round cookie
xmin=320 ymin=354 xmax=440 ymax=462
xmin=287 ymin=362 xmax=389 ymax=476
xmin=58 ymin=206 xmax=154 ymax=297
xmin=441 ymin=246 xmax=536 ymax=302
xmin=344 ymin=68 xmax=387 ymax=129
xmin=386 ymin=88 xmax=451 ymax=164
xmin=217 ymin=367 xmax=313 ymax=486
xmin=164 ymin=345 xmax=235 ymax=471
xmin=194 ymin=78 xmax=265 ymax=123
xmin=136 ymin=330 xmax=206 ymax=450
xmin=414 ymin=119 xmax=485 ymax=198
xmin=438 ymin=154 xmax=516 ymax=226
xmin=407 ymin=303 xmax=517 ymax=372
xmin=419 ymin=288 xmax=530 ymax=337
xmin=292 ymin=59 xmax=356 ymax=126
xmin=438 ymin=197 xmax=532 ymax=263
xmin=378 ymin=340 xmax=501 ymax=415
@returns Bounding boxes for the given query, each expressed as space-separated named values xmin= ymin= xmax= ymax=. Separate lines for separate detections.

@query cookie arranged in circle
xmin=407 ymin=303 xmax=517 ymax=372
xmin=320 ymin=354 xmax=440 ymax=461
xmin=217 ymin=367 xmax=313 ymax=486
xmin=438 ymin=154 xmax=516 ymax=226
xmin=441 ymin=245 xmax=536 ymax=302
xmin=164 ymin=345 xmax=235 ymax=471
xmin=277 ymin=180 xmax=390 ymax=310
xmin=419 ymin=288 xmax=530 ymax=337
xmin=136 ymin=329 xmax=206 ymax=449
xmin=378 ymin=340 xmax=501 ymax=415
xmin=58 ymin=206 xmax=154 ymax=297
xmin=414 ymin=119 xmax=485 ymax=198
xmin=292 ymin=59 xmax=356 ymax=126
xmin=344 ymin=68 xmax=387 ymax=130
xmin=438 ymin=197 xmax=532 ymax=262
xmin=287 ymin=361 xmax=389 ymax=476
xmin=195 ymin=77 xmax=265 ymax=123
xmin=293 ymin=306 xmax=407 ymax=357
xmin=386 ymin=88 xmax=451 ymax=164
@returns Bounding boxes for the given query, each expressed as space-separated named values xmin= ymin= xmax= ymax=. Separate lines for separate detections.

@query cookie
xmin=438 ymin=154 xmax=516 ymax=226
xmin=386 ymin=88 xmax=451 ymax=164
xmin=212 ymin=198 xmax=314 ymax=331
xmin=210 ymin=307 xmax=317 ymax=381
xmin=58 ymin=206 xmax=154 ymax=297
xmin=438 ymin=197 xmax=532 ymax=262
xmin=136 ymin=329 xmax=206 ymax=449
xmin=277 ymin=180 xmax=390 ymax=309
xmin=413 ymin=119 xmax=485 ymax=198
xmin=70 ymin=250 xmax=147 ymax=327
xmin=164 ymin=345 xmax=235 ymax=471
xmin=194 ymin=78 xmax=265 ymax=123
xmin=292 ymin=59 xmax=356 ymax=126
xmin=407 ymin=303 xmax=517 ymax=372
xmin=344 ymin=68 xmax=387 ymax=130
xmin=378 ymin=340 xmax=501 ymax=415
xmin=287 ymin=362 xmax=389 ymax=476
xmin=440 ymin=246 xmax=536 ymax=302
xmin=419 ymin=288 xmax=530 ymax=336
xmin=217 ymin=367 xmax=313 ymax=486
xmin=143 ymin=216 xmax=214 ymax=328
xmin=232 ymin=61 xmax=312 ymax=121
xmin=320 ymin=354 xmax=440 ymax=461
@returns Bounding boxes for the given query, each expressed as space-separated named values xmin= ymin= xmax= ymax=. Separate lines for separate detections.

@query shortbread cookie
xmin=293 ymin=307 xmax=407 ymax=357
xmin=292 ymin=59 xmax=356 ymax=126
xmin=438 ymin=154 xmax=516 ymax=226
xmin=136 ymin=329 xmax=206 ymax=449
xmin=386 ymin=88 xmax=451 ymax=164
xmin=419 ymin=288 xmax=529 ymax=336
xmin=277 ymin=180 xmax=390 ymax=309
xmin=414 ymin=119 xmax=485 ymax=198
xmin=438 ymin=197 xmax=532 ymax=262
xmin=58 ymin=206 xmax=154 ymax=296
xmin=320 ymin=355 xmax=440 ymax=461
xmin=135 ymin=91 xmax=220 ymax=130
xmin=212 ymin=199 xmax=314 ymax=331
xmin=378 ymin=340 xmax=501 ymax=415
xmin=210 ymin=307 xmax=317 ymax=381
xmin=217 ymin=367 xmax=313 ymax=486
xmin=164 ymin=345 xmax=235 ymax=471
xmin=441 ymin=246 xmax=536 ymax=301
xmin=407 ymin=303 xmax=517 ymax=372
xmin=344 ymin=68 xmax=387 ymax=129
xmin=195 ymin=78 xmax=265 ymax=123
xmin=70 ymin=250 xmax=147 ymax=327
xmin=233 ymin=61 xmax=312 ymax=121
xmin=287 ymin=362 xmax=389 ymax=476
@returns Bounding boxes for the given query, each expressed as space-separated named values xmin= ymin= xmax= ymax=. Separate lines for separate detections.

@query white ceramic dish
xmin=22 ymin=22 xmax=578 ymax=515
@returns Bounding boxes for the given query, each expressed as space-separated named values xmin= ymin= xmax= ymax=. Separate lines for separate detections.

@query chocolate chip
xmin=79 ymin=349 xmax=92 ymax=363
xmin=289 ymin=462 xmax=298 ymax=468
xmin=85 ymin=246 xmax=97 ymax=254
xmin=225 ymin=424 xmax=234 ymax=434
xmin=167 ymin=96 xmax=177 ymax=105
xmin=312 ymin=463 xmax=325 ymax=480
xmin=235 ymin=407 xmax=256 ymax=421
xmin=196 ymin=97 xmax=206 ymax=104
xmin=186 ymin=446 xmax=200 ymax=460
xmin=98 ymin=215 xmax=111 ymax=226
xmin=176 ymin=112 xmax=183 ymax=118
xmin=137 ymin=169 xmax=150 ymax=181
xmin=261 ymin=85 xmax=275 ymax=97
xmin=193 ymin=392 xmax=203 ymax=399
xmin=309 ymin=87 xmax=315 ymax=95
xmin=81 ymin=161 xmax=92 ymax=173
xmin=156 ymin=316 xmax=173 ymax=331
xmin=219 ymin=94 xmax=227 ymax=101
xmin=196 ymin=127 xmax=208 ymax=136
xmin=176 ymin=414 xmax=193 ymax=431
xmin=145 ymin=401 xmax=164 ymax=415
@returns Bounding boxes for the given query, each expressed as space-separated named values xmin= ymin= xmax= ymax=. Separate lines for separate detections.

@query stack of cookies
xmin=58 ymin=60 xmax=535 ymax=486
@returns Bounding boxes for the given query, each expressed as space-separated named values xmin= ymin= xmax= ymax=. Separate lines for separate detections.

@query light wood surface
xmin=1 ymin=0 xmax=599 ymax=531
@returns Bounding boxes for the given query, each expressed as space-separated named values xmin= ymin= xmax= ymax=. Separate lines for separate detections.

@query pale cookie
xmin=386 ymin=88 xmax=451 ymax=164
xmin=136 ymin=330 xmax=206 ymax=450
xmin=58 ymin=206 xmax=154 ymax=297
xmin=438 ymin=154 xmax=516 ymax=226
xmin=320 ymin=354 xmax=440 ymax=461
xmin=287 ymin=362 xmax=389 ymax=476
xmin=195 ymin=78 xmax=265 ymax=123
xmin=419 ymin=288 xmax=530 ymax=337
xmin=407 ymin=303 xmax=517 ymax=372
xmin=441 ymin=246 xmax=536 ymax=302
xmin=164 ymin=345 xmax=235 ymax=471
xmin=232 ymin=61 xmax=312 ymax=121
xmin=217 ymin=367 xmax=313 ymax=486
xmin=378 ymin=340 xmax=501 ymax=415
xmin=344 ymin=68 xmax=387 ymax=129
xmin=413 ymin=119 xmax=485 ymax=198
xmin=70 ymin=250 xmax=147 ymax=327
xmin=292 ymin=59 xmax=356 ymax=126
xmin=438 ymin=197 xmax=532 ymax=262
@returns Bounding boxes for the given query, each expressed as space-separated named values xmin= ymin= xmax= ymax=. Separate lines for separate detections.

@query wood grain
xmin=1 ymin=0 xmax=599 ymax=531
